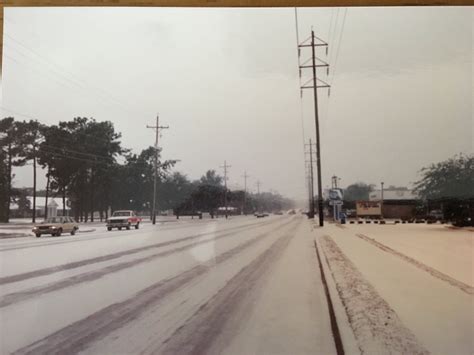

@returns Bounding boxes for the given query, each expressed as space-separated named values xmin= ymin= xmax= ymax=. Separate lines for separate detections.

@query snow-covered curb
xmin=315 ymin=237 xmax=360 ymax=355
xmin=319 ymin=235 xmax=429 ymax=355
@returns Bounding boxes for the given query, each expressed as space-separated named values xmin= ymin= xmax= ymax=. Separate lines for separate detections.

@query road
xmin=0 ymin=215 xmax=337 ymax=355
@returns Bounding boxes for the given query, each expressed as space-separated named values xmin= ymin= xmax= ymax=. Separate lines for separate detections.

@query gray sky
xmin=1 ymin=7 xmax=473 ymax=200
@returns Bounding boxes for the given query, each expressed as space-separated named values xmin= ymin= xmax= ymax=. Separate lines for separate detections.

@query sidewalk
xmin=318 ymin=223 xmax=473 ymax=355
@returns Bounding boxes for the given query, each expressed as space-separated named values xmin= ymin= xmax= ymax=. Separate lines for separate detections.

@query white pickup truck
xmin=106 ymin=210 xmax=142 ymax=231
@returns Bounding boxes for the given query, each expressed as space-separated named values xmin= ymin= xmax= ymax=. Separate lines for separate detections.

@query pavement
xmin=0 ymin=216 xmax=471 ymax=354
xmin=0 ymin=215 xmax=337 ymax=354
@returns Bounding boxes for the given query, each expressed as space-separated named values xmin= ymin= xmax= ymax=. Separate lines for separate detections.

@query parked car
xmin=255 ymin=212 xmax=269 ymax=218
xmin=106 ymin=210 xmax=142 ymax=231
xmin=32 ymin=216 xmax=79 ymax=238
xmin=345 ymin=209 xmax=356 ymax=218
xmin=427 ymin=210 xmax=444 ymax=221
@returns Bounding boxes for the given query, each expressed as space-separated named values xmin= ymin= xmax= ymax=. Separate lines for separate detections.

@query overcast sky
xmin=1 ymin=6 xmax=473 ymax=201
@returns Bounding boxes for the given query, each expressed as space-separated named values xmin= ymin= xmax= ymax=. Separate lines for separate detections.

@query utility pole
xmin=146 ymin=114 xmax=169 ymax=225
xmin=299 ymin=30 xmax=330 ymax=227
xmin=242 ymin=171 xmax=250 ymax=215
xmin=220 ymin=161 xmax=231 ymax=219
xmin=305 ymin=139 xmax=316 ymax=218
xmin=381 ymin=181 xmax=384 ymax=219
xmin=256 ymin=180 xmax=261 ymax=213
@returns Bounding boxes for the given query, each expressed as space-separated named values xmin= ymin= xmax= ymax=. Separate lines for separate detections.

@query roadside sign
xmin=356 ymin=200 xmax=381 ymax=216
xmin=329 ymin=200 xmax=343 ymax=206
xmin=329 ymin=189 xmax=343 ymax=200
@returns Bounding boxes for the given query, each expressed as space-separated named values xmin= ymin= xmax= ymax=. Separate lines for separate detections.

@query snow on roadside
xmin=344 ymin=224 xmax=473 ymax=287
xmin=319 ymin=235 xmax=429 ymax=355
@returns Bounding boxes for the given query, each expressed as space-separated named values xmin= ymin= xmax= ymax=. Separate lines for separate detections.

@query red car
xmin=106 ymin=210 xmax=142 ymax=231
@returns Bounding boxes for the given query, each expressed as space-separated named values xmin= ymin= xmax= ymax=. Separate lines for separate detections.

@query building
xmin=369 ymin=189 xmax=418 ymax=201
xmin=10 ymin=196 xmax=71 ymax=218
xmin=368 ymin=189 xmax=418 ymax=219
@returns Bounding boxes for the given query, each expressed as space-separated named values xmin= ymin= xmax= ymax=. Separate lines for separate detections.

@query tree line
xmin=0 ymin=117 xmax=294 ymax=223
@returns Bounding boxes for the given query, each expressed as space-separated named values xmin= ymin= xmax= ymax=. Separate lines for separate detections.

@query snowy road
xmin=2 ymin=217 xmax=471 ymax=355
xmin=0 ymin=216 xmax=337 ymax=355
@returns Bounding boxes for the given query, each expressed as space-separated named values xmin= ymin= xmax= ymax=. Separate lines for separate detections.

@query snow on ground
xmin=343 ymin=223 xmax=473 ymax=286
xmin=319 ymin=234 xmax=429 ymax=355
xmin=2 ymin=216 xmax=335 ymax=354
xmin=320 ymin=223 xmax=474 ymax=355
xmin=0 ymin=217 xmax=261 ymax=277
xmin=205 ymin=220 xmax=336 ymax=355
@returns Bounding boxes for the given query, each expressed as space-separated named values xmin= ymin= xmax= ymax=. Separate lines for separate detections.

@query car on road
xmin=255 ymin=212 xmax=269 ymax=218
xmin=427 ymin=209 xmax=444 ymax=221
xmin=106 ymin=210 xmax=142 ymax=231
xmin=32 ymin=216 xmax=79 ymax=238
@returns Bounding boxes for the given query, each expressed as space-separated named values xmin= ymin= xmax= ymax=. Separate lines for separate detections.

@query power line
xmin=294 ymin=8 xmax=309 ymax=208
xmin=4 ymin=48 xmax=140 ymax=119
xmin=4 ymin=32 xmax=148 ymax=119
xmin=330 ymin=8 xmax=348 ymax=86
xmin=328 ymin=8 xmax=340 ymax=66
xmin=4 ymin=47 xmax=124 ymax=110
xmin=327 ymin=8 xmax=335 ymax=42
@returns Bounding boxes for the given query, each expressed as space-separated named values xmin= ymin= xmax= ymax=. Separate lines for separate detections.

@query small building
xmin=10 ymin=196 xmax=71 ymax=218
xmin=368 ymin=189 xmax=418 ymax=220
xmin=369 ymin=189 xmax=418 ymax=201
xmin=382 ymin=200 xmax=418 ymax=219
xmin=216 ymin=206 xmax=241 ymax=216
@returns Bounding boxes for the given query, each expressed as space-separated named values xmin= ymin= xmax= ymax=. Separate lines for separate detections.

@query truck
xmin=106 ymin=210 xmax=142 ymax=231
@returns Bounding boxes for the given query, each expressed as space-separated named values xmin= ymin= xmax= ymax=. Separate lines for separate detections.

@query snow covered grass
xmin=343 ymin=223 xmax=473 ymax=286
xmin=319 ymin=234 xmax=429 ymax=355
